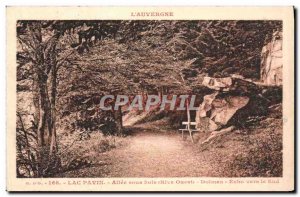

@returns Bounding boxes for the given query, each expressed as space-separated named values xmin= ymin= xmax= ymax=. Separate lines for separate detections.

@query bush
xmin=96 ymin=138 xmax=117 ymax=153
xmin=225 ymin=132 xmax=282 ymax=177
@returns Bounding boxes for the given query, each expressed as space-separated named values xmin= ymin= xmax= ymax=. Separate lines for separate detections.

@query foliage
xmin=16 ymin=20 xmax=282 ymax=177
xmin=225 ymin=132 xmax=282 ymax=177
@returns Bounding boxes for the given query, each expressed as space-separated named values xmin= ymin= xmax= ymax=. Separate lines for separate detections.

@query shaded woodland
xmin=16 ymin=20 xmax=282 ymax=178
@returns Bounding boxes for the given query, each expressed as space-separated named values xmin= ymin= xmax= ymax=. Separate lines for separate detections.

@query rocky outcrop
xmin=202 ymin=76 xmax=258 ymax=94
xmin=202 ymin=77 xmax=233 ymax=91
xmin=196 ymin=76 xmax=264 ymax=132
xmin=260 ymin=31 xmax=282 ymax=86
xmin=196 ymin=91 xmax=249 ymax=132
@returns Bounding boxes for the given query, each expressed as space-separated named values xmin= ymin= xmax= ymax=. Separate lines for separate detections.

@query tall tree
xmin=17 ymin=20 xmax=121 ymax=176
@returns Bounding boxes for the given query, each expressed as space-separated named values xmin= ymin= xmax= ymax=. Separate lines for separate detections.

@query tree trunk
xmin=25 ymin=21 xmax=60 ymax=177
xmin=45 ymin=38 xmax=61 ymax=175
xmin=48 ymin=64 xmax=59 ymax=163
xmin=114 ymin=107 xmax=123 ymax=136
xmin=36 ymin=75 xmax=51 ymax=177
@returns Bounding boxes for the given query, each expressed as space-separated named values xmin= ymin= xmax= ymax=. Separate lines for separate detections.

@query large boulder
xmin=202 ymin=76 xmax=258 ymax=94
xmin=196 ymin=92 xmax=249 ymax=132
xmin=260 ymin=31 xmax=282 ymax=86
xmin=195 ymin=76 xmax=268 ymax=132
xmin=202 ymin=77 xmax=233 ymax=91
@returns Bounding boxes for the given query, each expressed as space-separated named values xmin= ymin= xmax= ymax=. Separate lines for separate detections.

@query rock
xmin=201 ymin=126 xmax=235 ymax=144
xmin=196 ymin=92 xmax=249 ymax=132
xmin=260 ymin=31 xmax=282 ymax=86
xmin=198 ymin=92 xmax=218 ymax=117
xmin=202 ymin=77 xmax=233 ymax=91
xmin=202 ymin=76 xmax=258 ymax=94
xmin=211 ymin=95 xmax=249 ymax=124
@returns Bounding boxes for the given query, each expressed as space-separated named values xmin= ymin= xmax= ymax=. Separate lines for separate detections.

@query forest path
xmin=88 ymin=124 xmax=218 ymax=177
xmin=61 ymin=122 xmax=218 ymax=177
xmin=99 ymin=123 xmax=215 ymax=177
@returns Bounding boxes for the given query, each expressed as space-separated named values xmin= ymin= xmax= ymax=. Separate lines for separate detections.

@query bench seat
xmin=178 ymin=121 xmax=201 ymax=143
xmin=182 ymin=121 xmax=197 ymax=126
xmin=179 ymin=129 xmax=200 ymax=132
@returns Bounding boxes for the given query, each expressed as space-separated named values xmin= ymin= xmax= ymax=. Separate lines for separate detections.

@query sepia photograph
xmin=6 ymin=6 xmax=294 ymax=192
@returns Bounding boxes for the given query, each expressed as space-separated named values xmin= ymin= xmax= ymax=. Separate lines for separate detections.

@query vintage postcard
xmin=6 ymin=6 xmax=294 ymax=192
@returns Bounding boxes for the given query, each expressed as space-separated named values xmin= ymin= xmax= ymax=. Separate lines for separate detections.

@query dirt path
xmin=61 ymin=124 xmax=219 ymax=177
xmin=104 ymin=128 xmax=213 ymax=177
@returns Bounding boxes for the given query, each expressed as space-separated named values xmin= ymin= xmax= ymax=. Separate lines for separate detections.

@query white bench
xmin=179 ymin=121 xmax=200 ymax=142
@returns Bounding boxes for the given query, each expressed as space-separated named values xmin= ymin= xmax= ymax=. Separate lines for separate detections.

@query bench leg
xmin=181 ymin=125 xmax=188 ymax=140
xmin=189 ymin=130 xmax=194 ymax=143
